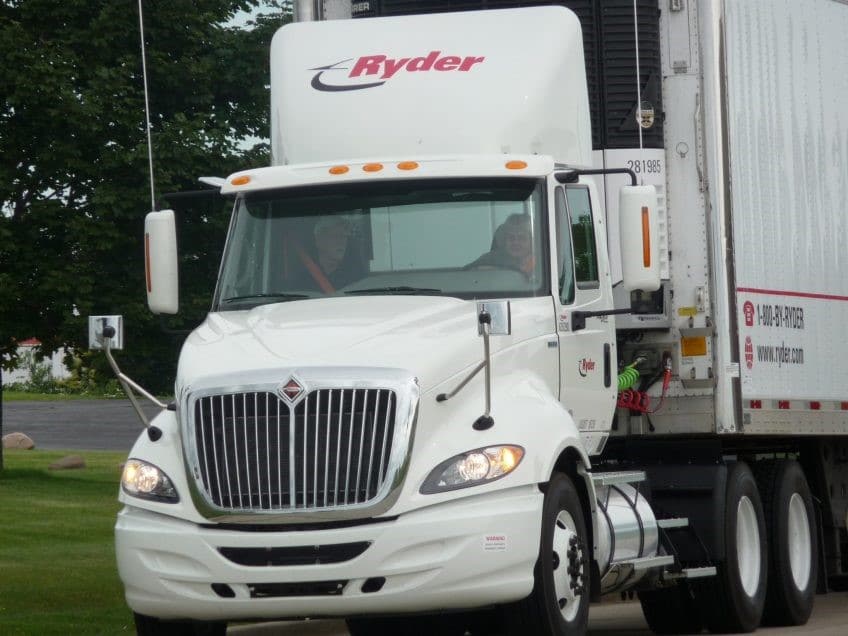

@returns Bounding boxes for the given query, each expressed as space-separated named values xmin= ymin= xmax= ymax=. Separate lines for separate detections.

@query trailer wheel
xmin=133 ymin=613 xmax=226 ymax=636
xmin=700 ymin=461 xmax=767 ymax=633
xmin=638 ymin=582 xmax=703 ymax=634
xmin=505 ymin=473 xmax=589 ymax=635
xmin=754 ymin=459 xmax=817 ymax=626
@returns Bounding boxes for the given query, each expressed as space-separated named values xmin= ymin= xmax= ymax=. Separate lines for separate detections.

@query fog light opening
xmin=361 ymin=577 xmax=386 ymax=594
xmin=211 ymin=583 xmax=236 ymax=598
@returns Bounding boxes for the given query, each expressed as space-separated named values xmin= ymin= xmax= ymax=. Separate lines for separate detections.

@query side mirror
xmin=476 ymin=300 xmax=511 ymax=336
xmin=619 ymin=185 xmax=660 ymax=293
xmin=145 ymin=209 xmax=179 ymax=314
xmin=88 ymin=315 xmax=124 ymax=350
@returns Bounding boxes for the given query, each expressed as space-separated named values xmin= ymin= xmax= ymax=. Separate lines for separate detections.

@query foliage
xmin=4 ymin=350 xmax=123 ymax=397
xmin=18 ymin=347 xmax=53 ymax=392
xmin=0 ymin=449 xmax=131 ymax=634
xmin=0 ymin=1 xmax=291 ymax=392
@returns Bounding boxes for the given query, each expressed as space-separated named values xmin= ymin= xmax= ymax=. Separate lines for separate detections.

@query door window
xmin=565 ymin=187 xmax=599 ymax=290
xmin=554 ymin=188 xmax=576 ymax=305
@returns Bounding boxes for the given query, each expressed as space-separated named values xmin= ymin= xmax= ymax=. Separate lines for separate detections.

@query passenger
xmin=287 ymin=216 xmax=362 ymax=293
xmin=466 ymin=213 xmax=535 ymax=275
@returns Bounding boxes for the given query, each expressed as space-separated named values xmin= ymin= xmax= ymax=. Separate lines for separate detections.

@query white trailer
xmin=101 ymin=1 xmax=848 ymax=634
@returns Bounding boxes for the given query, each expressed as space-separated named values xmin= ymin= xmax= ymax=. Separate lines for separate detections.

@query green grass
xmin=1 ymin=391 xmax=119 ymax=402
xmin=0 ymin=450 xmax=134 ymax=635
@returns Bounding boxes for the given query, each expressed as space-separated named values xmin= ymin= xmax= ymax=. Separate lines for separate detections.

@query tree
xmin=0 ymin=1 xmax=290 ymax=393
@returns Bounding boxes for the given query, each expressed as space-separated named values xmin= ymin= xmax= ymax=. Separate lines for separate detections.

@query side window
xmin=566 ymin=187 xmax=599 ymax=289
xmin=555 ymin=188 xmax=575 ymax=305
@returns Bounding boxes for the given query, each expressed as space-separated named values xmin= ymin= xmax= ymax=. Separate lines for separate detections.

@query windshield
xmin=214 ymin=178 xmax=548 ymax=310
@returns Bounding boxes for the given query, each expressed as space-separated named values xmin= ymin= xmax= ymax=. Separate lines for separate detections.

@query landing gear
xmin=506 ymin=473 xmax=589 ymax=635
xmin=755 ymin=459 xmax=817 ymax=626
xmin=700 ymin=461 xmax=768 ymax=633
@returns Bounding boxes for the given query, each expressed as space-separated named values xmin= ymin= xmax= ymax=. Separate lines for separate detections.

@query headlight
xmin=121 ymin=458 xmax=179 ymax=503
xmin=420 ymin=445 xmax=524 ymax=494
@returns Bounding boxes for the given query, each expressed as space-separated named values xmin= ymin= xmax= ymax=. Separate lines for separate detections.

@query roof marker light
xmin=397 ymin=161 xmax=419 ymax=171
xmin=230 ymin=175 xmax=251 ymax=186
xmin=329 ymin=165 xmax=349 ymax=175
xmin=505 ymin=160 xmax=528 ymax=170
xmin=363 ymin=163 xmax=384 ymax=173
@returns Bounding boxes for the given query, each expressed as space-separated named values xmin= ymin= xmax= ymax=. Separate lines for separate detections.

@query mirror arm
xmin=435 ymin=310 xmax=496 ymax=431
xmin=435 ymin=360 xmax=486 ymax=404
xmin=102 ymin=326 xmax=167 ymax=440
xmin=555 ymin=168 xmax=637 ymax=186
xmin=571 ymin=308 xmax=633 ymax=332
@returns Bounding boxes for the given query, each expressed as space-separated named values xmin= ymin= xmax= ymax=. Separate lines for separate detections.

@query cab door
xmin=551 ymin=180 xmax=617 ymax=455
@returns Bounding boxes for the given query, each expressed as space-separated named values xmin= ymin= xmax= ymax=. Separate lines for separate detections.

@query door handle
xmin=603 ymin=343 xmax=611 ymax=388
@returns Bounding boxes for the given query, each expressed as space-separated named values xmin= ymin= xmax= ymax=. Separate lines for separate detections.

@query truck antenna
xmin=137 ymin=0 xmax=157 ymax=211
xmin=633 ymin=0 xmax=645 ymax=183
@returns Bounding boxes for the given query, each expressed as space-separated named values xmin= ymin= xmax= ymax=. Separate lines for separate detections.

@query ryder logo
xmin=578 ymin=358 xmax=596 ymax=377
xmin=311 ymin=51 xmax=485 ymax=92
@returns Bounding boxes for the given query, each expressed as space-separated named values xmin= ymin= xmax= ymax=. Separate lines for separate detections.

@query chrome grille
xmin=193 ymin=388 xmax=397 ymax=511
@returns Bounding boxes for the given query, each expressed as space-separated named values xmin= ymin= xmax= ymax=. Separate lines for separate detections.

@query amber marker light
xmin=641 ymin=206 xmax=652 ymax=267
xmin=363 ymin=163 xmax=384 ymax=172
xmin=230 ymin=175 xmax=251 ymax=186
xmin=505 ymin=160 xmax=528 ymax=170
xmin=329 ymin=165 xmax=349 ymax=175
xmin=144 ymin=233 xmax=152 ymax=293
xmin=397 ymin=161 xmax=419 ymax=171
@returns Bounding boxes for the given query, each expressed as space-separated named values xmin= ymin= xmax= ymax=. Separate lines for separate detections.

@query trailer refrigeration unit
xmin=93 ymin=1 xmax=848 ymax=634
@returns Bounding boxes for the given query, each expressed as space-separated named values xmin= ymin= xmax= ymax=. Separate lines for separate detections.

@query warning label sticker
xmin=482 ymin=534 xmax=508 ymax=552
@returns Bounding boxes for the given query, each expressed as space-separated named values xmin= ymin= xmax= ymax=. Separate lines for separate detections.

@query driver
xmin=288 ymin=216 xmax=362 ymax=293
xmin=466 ymin=213 xmax=535 ymax=275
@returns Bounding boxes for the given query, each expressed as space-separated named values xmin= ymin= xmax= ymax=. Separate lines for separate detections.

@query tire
xmin=504 ymin=473 xmax=590 ymax=635
xmin=638 ymin=582 xmax=703 ymax=634
xmin=754 ymin=459 xmax=818 ymax=626
xmin=133 ymin=613 xmax=226 ymax=636
xmin=700 ymin=461 xmax=767 ymax=633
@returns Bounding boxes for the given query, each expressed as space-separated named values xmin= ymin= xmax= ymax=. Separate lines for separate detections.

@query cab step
xmin=590 ymin=470 xmax=646 ymax=487
xmin=681 ymin=566 xmax=717 ymax=579
xmin=612 ymin=555 xmax=675 ymax=571
xmin=656 ymin=517 xmax=689 ymax=529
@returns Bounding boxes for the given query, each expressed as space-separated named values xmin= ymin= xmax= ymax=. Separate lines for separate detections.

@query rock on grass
xmin=3 ymin=432 xmax=35 ymax=450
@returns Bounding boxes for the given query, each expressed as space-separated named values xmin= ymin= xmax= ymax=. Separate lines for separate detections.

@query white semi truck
xmin=95 ymin=1 xmax=848 ymax=634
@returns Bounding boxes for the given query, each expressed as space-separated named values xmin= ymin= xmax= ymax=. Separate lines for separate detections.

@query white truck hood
xmin=176 ymin=296 xmax=484 ymax=394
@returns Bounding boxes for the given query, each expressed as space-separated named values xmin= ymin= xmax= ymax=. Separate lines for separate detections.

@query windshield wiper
xmin=345 ymin=286 xmax=442 ymax=296
xmin=220 ymin=292 xmax=311 ymax=307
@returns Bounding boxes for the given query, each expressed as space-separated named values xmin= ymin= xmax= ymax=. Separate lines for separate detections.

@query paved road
xmin=2 ymin=399 xmax=161 ymax=451
xmin=228 ymin=591 xmax=848 ymax=635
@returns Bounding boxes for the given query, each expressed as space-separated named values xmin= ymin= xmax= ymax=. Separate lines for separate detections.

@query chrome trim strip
xmin=344 ymin=391 xmax=356 ymax=505
xmin=313 ymin=391 xmax=320 ymax=509
xmin=355 ymin=389 xmax=368 ymax=505
xmin=222 ymin=395 xmax=233 ymax=507
xmin=334 ymin=390 xmax=343 ymax=508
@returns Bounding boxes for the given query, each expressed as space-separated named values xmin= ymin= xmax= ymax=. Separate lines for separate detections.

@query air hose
xmin=617 ymin=357 xmax=673 ymax=414
xmin=617 ymin=362 xmax=640 ymax=391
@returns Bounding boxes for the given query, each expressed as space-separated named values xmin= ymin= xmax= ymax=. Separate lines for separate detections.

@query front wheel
xmin=505 ymin=473 xmax=590 ymax=635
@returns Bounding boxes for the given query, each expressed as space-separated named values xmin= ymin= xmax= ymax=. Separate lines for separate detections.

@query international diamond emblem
xmin=279 ymin=377 xmax=304 ymax=402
